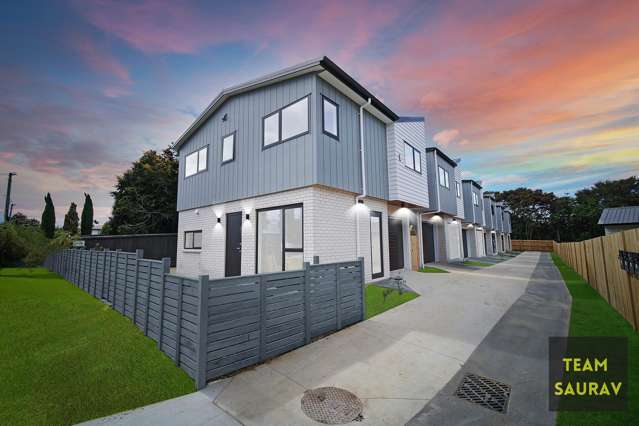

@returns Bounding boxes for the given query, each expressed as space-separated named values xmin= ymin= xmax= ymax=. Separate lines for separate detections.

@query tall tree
xmin=81 ymin=193 xmax=94 ymax=235
xmin=103 ymin=148 xmax=178 ymax=235
xmin=40 ymin=193 xmax=55 ymax=239
xmin=63 ymin=202 xmax=79 ymax=234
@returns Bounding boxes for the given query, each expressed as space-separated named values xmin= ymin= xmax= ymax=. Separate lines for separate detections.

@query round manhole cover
xmin=301 ymin=387 xmax=363 ymax=424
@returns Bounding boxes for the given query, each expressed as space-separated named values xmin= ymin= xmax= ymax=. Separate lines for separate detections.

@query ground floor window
xmin=370 ymin=211 xmax=384 ymax=278
xmin=257 ymin=204 xmax=303 ymax=273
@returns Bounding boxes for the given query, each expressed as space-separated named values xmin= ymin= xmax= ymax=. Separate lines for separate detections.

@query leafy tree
xmin=40 ymin=193 xmax=56 ymax=239
xmin=103 ymin=148 xmax=178 ymax=235
xmin=0 ymin=224 xmax=28 ymax=267
xmin=81 ymin=193 xmax=94 ymax=235
xmin=63 ymin=202 xmax=79 ymax=234
xmin=9 ymin=212 xmax=39 ymax=227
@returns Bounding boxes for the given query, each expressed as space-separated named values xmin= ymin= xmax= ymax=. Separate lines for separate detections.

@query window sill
xmin=183 ymin=249 xmax=202 ymax=253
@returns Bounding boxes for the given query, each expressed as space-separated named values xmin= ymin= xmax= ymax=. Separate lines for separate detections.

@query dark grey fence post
xmin=133 ymin=249 xmax=144 ymax=326
xmin=157 ymin=257 xmax=170 ymax=350
xmin=196 ymin=274 xmax=209 ymax=389
xmin=358 ymin=257 xmax=365 ymax=320
xmin=144 ymin=259 xmax=152 ymax=336
xmin=304 ymin=262 xmax=311 ymax=344
xmin=174 ymin=277 xmax=184 ymax=366
xmin=258 ymin=275 xmax=266 ymax=361
xmin=335 ymin=263 xmax=342 ymax=330
xmin=113 ymin=250 xmax=120 ymax=312
xmin=100 ymin=251 xmax=106 ymax=299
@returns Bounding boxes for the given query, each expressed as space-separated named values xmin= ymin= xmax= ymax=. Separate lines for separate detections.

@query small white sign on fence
xmin=72 ymin=240 xmax=85 ymax=248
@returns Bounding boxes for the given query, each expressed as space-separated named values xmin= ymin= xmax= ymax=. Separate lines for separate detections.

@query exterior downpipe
xmin=355 ymin=98 xmax=372 ymax=260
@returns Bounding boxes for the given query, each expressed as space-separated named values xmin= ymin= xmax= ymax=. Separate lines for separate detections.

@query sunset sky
xmin=1 ymin=0 xmax=638 ymax=225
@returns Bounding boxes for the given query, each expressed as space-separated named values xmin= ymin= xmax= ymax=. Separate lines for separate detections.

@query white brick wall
xmin=177 ymin=185 xmax=389 ymax=282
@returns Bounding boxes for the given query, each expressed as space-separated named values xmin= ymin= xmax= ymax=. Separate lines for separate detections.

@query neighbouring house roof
xmin=397 ymin=116 xmax=425 ymax=123
xmin=173 ymin=56 xmax=399 ymax=151
xmin=425 ymin=147 xmax=457 ymax=167
xmin=462 ymin=179 xmax=483 ymax=190
xmin=598 ymin=206 xmax=639 ymax=225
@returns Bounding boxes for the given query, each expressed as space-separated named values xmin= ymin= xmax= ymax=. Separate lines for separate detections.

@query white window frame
xmin=438 ymin=166 xmax=450 ymax=189
xmin=185 ymin=146 xmax=208 ymax=177
xmin=262 ymin=95 xmax=310 ymax=148
xmin=256 ymin=204 xmax=304 ymax=273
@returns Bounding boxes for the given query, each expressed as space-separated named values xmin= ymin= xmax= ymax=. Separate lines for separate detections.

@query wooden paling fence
xmin=44 ymin=249 xmax=365 ymax=388
xmin=553 ymin=229 xmax=639 ymax=331
xmin=512 ymin=239 xmax=554 ymax=252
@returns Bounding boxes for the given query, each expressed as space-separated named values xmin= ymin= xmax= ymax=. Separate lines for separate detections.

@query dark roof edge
xmin=462 ymin=179 xmax=483 ymax=190
xmin=397 ymin=116 xmax=425 ymax=123
xmin=426 ymin=147 xmax=457 ymax=167
xmin=320 ymin=57 xmax=399 ymax=122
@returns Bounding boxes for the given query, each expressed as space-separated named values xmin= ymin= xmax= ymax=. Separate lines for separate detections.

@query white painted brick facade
xmin=177 ymin=185 xmax=389 ymax=282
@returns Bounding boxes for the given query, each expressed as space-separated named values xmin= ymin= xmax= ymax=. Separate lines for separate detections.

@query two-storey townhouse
xmin=172 ymin=57 xmax=400 ymax=282
xmin=482 ymin=193 xmax=498 ymax=255
xmin=461 ymin=179 xmax=486 ymax=258
xmin=421 ymin=147 xmax=464 ymax=263
xmin=385 ymin=117 xmax=430 ymax=272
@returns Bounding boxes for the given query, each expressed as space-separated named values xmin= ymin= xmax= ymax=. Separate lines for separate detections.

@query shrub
xmin=0 ymin=224 xmax=28 ymax=267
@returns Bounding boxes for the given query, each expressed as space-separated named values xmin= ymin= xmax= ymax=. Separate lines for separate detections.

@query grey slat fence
xmin=44 ymin=250 xmax=365 ymax=389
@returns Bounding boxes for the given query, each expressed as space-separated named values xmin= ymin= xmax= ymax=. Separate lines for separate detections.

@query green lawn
xmin=463 ymin=260 xmax=493 ymax=267
xmin=365 ymin=284 xmax=419 ymax=319
xmin=0 ymin=268 xmax=194 ymax=426
xmin=418 ymin=266 xmax=449 ymax=273
xmin=551 ymin=254 xmax=638 ymax=425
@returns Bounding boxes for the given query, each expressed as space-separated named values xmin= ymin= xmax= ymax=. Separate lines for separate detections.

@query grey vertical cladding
xmin=462 ymin=182 xmax=474 ymax=221
xmin=177 ymin=74 xmax=316 ymax=211
xmin=315 ymin=77 xmax=389 ymax=200
xmin=474 ymin=189 xmax=483 ymax=225
xmin=483 ymin=198 xmax=494 ymax=229
xmin=426 ymin=151 xmax=438 ymax=210
xmin=428 ymin=151 xmax=456 ymax=215
xmin=44 ymin=251 xmax=365 ymax=388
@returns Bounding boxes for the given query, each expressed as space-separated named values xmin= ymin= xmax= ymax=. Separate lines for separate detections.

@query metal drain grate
xmin=454 ymin=374 xmax=511 ymax=413
xmin=301 ymin=387 xmax=363 ymax=424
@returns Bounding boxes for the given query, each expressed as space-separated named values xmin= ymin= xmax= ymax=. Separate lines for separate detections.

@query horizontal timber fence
xmin=44 ymin=249 xmax=365 ymax=388
xmin=81 ymin=233 xmax=178 ymax=266
xmin=553 ymin=229 xmax=639 ymax=331
xmin=512 ymin=239 xmax=554 ymax=252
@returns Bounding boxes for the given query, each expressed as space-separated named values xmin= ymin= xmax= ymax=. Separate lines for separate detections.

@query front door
xmin=388 ymin=217 xmax=404 ymax=271
xmin=422 ymin=222 xmax=436 ymax=263
xmin=491 ymin=233 xmax=497 ymax=253
xmin=225 ymin=212 xmax=243 ymax=277
xmin=462 ymin=229 xmax=469 ymax=258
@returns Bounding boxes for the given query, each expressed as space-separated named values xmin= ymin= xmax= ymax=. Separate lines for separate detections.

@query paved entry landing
xmin=408 ymin=253 xmax=571 ymax=425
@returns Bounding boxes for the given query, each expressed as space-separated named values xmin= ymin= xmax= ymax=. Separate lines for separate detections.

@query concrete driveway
xmin=210 ymin=252 xmax=542 ymax=425
xmin=86 ymin=252 xmax=546 ymax=426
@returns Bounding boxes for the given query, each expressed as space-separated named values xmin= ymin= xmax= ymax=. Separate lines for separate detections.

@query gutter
xmin=355 ymin=98 xmax=372 ymax=259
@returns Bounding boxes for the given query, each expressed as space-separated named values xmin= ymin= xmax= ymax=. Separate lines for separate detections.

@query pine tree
xmin=81 ymin=193 xmax=94 ymax=236
xmin=63 ymin=202 xmax=79 ymax=234
xmin=40 ymin=193 xmax=56 ymax=239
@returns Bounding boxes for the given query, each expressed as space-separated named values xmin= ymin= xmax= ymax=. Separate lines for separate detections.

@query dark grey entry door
xmin=462 ymin=229 xmax=469 ymax=258
xmin=225 ymin=212 xmax=243 ymax=277
xmin=388 ymin=217 xmax=404 ymax=271
xmin=422 ymin=222 xmax=436 ymax=263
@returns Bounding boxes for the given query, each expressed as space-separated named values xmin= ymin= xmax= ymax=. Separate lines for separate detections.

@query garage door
xmin=388 ymin=217 xmax=404 ymax=271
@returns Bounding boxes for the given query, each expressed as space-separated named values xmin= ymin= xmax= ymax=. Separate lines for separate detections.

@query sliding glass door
xmin=257 ymin=204 xmax=303 ymax=273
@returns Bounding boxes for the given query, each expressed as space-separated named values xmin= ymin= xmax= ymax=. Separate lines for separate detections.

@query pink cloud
xmin=433 ymin=129 xmax=459 ymax=147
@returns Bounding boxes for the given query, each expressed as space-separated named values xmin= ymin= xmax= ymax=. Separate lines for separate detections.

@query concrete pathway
xmin=408 ymin=253 xmax=571 ymax=425
xmin=84 ymin=252 xmax=554 ymax=426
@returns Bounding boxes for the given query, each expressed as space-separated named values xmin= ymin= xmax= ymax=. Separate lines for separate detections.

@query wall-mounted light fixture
xmin=245 ymin=213 xmax=250 ymax=221
xmin=222 ymin=113 xmax=228 ymax=122
xmin=357 ymin=199 xmax=364 ymax=204
xmin=400 ymin=202 xmax=405 ymax=208
xmin=217 ymin=217 xmax=221 ymax=224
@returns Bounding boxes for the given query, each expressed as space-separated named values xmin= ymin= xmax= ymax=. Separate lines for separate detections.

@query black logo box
xmin=549 ymin=337 xmax=628 ymax=411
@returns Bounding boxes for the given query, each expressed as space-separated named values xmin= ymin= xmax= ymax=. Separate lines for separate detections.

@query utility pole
xmin=4 ymin=172 xmax=16 ymax=222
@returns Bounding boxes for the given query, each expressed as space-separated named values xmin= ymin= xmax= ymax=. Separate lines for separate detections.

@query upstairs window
xmin=185 ymin=146 xmax=208 ymax=177
xmin=472 ymin=192 xmax=479 ymax=206
xmin=438 ymin=166 xmax=450 ymax=189
xmin=222 ymin=132 xmax=235 ymax=164
xmin=456 ymin=182 xmax=461 ymax=197
xmin=322 ymin=96 xmax=339 ymax=139
xmin=404 ymin=142 xmax=421 ymax=173
xmin=184 ymin=230 xmax=202 ymax=249
xmin=263 ymin=95 xmax=310 ymax=148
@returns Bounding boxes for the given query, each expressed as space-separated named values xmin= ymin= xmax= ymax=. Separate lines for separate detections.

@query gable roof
xmin=598 ymin=206 xmax=639 ymax=225
xmin=173 ymin=56 xmax=398 ymax=151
